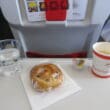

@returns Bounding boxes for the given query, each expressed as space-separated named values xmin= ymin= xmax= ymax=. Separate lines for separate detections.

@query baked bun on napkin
xmin=30 ymin=63 xmax=63 ymax=92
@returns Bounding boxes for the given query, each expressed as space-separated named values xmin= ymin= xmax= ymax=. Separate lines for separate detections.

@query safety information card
xmin=24 ymin=0 xmax=46 ymax=21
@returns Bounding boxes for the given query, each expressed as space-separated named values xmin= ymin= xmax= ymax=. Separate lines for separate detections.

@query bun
xmin=30 ymin=63 xmax=63 ymax=92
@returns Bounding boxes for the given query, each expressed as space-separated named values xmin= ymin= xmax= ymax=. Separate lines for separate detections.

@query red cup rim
xmin=91 ymin=68 xmax=110 ymax=78
xmin=93 ymin=50 xmax=110 ymax=60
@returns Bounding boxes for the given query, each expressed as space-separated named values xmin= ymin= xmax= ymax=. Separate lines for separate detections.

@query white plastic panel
xmin=1 ymin=0 xmax=110 ymax=57
xmin=1 ymin=0 xmax=110 ymax=26
xmin=0 ymin=0 xmax=22 ymax=25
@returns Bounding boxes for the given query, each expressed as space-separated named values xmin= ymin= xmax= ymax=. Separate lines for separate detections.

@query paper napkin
xmin=20 ymin=63 xmax=81 ymax=110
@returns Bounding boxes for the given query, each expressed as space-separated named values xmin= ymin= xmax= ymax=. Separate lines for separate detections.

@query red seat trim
xmin=26 ymin=51 xmax=87 ymax=58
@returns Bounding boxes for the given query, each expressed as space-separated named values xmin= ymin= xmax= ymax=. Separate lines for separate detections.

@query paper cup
xmin=92 ymin=42 xmax=110 ymax=78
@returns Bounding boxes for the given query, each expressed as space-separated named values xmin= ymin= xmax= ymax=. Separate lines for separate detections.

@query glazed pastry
xmin=30 ymin=63 xmax=63 ymax=92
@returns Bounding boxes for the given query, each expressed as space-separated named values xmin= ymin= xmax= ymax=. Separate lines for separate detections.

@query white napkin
xmin=20 ymin=63 xmax=81 ymax=110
